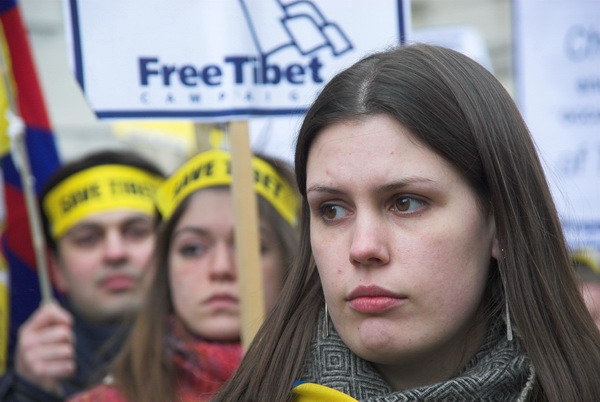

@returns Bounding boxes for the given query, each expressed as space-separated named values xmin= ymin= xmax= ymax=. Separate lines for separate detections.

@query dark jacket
xmin=0 ymin=304 xmax=128 ymax=401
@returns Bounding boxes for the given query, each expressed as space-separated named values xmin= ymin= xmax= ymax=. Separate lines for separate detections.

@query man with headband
xmin=0 ymin=150 xmax=164 ymax=401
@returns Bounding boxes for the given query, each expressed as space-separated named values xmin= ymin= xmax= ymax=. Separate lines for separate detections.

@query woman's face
xmin=168 ymin=189 xmax=284 ymax=341
xmin=307 ymin=115 xmax=498 ymax=383
xmin=580 ymin=281 xmax=600 ymax=331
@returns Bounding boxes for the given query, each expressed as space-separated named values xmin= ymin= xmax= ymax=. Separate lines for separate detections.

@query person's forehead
xmin=64 ymin=209 xmax=153 ymax=232
xmin=175 ymin=189 xmax=235 ymax=232
xmin=307 ymin=116 xmax=454 ymax=187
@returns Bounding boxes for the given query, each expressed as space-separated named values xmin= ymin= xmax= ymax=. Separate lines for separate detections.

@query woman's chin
xmin=190 ymin=319 xmax=240 ymax=342
xmin=340 ymin=322 xmax=399 ymax=361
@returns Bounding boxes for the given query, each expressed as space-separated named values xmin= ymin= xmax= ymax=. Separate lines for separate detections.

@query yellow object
xmin=0 ymin=53 xmax=10 ymax=157
xmin=156 ymin=149 xmax=298 ymax=226
xmin=572 ymin=248 xmax=600 ymax=274
xmin=112 ymin=120 xmax=196 ymax=149
xmin=43 ymin=165 xmax=163 ymax=238
xmin=292 ymin=382 xmax=358 ymax=401
xmin=1 ymin=23 xmax=19 ymax=373
xmin=0 ymin=26 xmax=16 ymax=157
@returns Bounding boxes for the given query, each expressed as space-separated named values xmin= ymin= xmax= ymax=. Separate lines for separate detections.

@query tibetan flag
xmin=0 ymin=0 xmax=61 ymax=372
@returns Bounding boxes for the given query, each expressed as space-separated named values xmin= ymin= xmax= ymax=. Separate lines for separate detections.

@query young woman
xmin=69 ymin=149 xmax=299 ymax=401
xmin=216 ymin=44 xmax=600 ymax=401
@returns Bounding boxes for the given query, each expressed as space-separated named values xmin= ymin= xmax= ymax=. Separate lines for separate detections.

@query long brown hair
xmin=109 ymin=154 xmax=298 ymax=402
xmin=216 ymin=44 xmax=600 ymax=401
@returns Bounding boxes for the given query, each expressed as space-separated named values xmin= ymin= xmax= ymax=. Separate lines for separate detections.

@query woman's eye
xmin=178 ymin=244 xmax=206 ymax=258
xmin=393 ymin=196 xmax=425 ymax=213
xmin=320 ymin=204 xmax=348 ymax=221
xmin=260 ymin=242 xmax=271 ymax=255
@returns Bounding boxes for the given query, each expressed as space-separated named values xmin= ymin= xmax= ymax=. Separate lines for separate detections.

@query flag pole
xmin=8 ymin=115 xmax=53 ymax=304
xmin=0 ymin=50 xmax=53 ymax=305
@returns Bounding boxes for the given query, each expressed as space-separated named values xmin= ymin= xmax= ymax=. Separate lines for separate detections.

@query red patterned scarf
xmin=68 ymin=318 xmax=242 ymax=402
xmin=165 ymin=317 xmax=243 ymax=401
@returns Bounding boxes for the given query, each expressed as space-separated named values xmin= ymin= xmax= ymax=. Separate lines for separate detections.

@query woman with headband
xmin=69 ymin=150 xmax=299 ymax=402
xmin=217 ymin=44 xmax=600 ymax=401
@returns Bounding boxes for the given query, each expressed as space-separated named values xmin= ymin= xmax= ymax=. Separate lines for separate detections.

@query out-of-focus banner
xmin=514 ymin=0 xmax=600 ymax=249
xmin=63 ymin=0 xmax=409 ymax=121
xmin=412 ymin=25 xmax=492 ymax=73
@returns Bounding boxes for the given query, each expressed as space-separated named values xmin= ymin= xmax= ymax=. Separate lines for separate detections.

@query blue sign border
xmin=68 ymin=0 xmax=407 ymax=120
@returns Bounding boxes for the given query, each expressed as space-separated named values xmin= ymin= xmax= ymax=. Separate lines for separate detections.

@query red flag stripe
xmin=0 ymin=6 xmax=51 ymax=130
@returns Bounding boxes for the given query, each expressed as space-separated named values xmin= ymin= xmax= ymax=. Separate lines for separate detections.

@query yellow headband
xmin=43 ymin=165 xmax=163 ymax=239
xmin=572 ymin=248 xmax=600 ymax=275
xmin=156 ymin=150 xmax=298 ymax=226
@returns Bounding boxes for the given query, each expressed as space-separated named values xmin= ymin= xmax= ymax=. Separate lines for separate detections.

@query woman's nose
xmin=209 ymin=241 xmax=237 ymax=280
xmin=348 ymin=213 xmax=390 ymax=267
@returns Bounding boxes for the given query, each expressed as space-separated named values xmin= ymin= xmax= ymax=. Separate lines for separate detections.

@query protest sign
xmin=514 ymin=0 xmax=600 ymax=249
xmin=64 ymin=0 xmax=409 ymax=120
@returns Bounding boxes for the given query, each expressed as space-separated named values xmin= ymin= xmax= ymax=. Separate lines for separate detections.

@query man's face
xmin=52 ymin=210 xmax=156 ymax=324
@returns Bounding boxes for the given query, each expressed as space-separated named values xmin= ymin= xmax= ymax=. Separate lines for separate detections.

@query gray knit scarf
xmin=299 ymin=309 xmax=536 ymax=401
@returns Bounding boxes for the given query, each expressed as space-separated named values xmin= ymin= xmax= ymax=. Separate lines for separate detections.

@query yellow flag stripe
xmin=0 ymin=24 xmax=14 ymax=156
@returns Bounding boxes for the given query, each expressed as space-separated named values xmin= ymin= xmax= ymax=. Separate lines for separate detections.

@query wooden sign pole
xmin=193 ymin=122 xmax=213 ymax=152
xmin=228 ymin=121 xmax=265 ymax=351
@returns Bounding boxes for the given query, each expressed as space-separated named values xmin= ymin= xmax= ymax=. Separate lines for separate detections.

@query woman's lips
xmin=347 ymin=285 xmax=406 ymax=313
xmin=205 ymin=294 xmax=238 ymax=309
xmin=349 ymin=297 xmax=403 ymax=313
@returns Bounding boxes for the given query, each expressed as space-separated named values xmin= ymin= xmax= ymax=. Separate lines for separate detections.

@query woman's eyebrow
xmin=172 ymin=227 xmax=211 ymax=240
xmin=306 ymin=185 xmax=344 ymax=195
xmin=375 ymin=177 xmax=436 ymax=194
xmin=307 ymin=177 xmax=436 ymax=195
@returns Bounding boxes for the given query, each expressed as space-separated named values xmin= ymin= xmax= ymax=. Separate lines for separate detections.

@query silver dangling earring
xmin=505 ymin=298 xmax=513 ymax=342
xmin=324 ymin=303 xmax=330 ymax=338
xmin=500 ymin=248 xmax=514 ymax=342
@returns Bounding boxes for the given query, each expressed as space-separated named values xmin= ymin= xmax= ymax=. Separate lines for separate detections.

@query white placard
xmin=63 ymin=0 xmax=409 ymax=120
xmin=514 ymin=0 xmax=600 ymax=249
